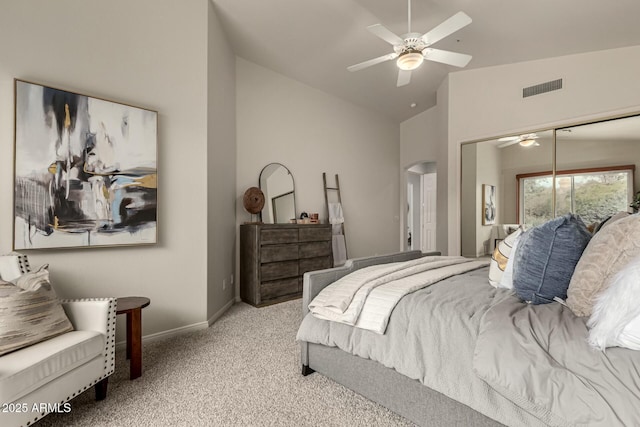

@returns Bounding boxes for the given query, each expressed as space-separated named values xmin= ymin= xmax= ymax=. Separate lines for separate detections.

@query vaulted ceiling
xmin=212 ymin=0 xmax=640 ymax=123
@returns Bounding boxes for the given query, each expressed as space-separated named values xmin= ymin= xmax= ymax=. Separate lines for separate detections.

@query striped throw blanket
xmin=309 ymin=256 xmax=489 ymax=334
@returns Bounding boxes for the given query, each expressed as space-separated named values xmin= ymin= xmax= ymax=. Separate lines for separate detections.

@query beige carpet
xmin=36 ymin=299 xmax=414 ymax=426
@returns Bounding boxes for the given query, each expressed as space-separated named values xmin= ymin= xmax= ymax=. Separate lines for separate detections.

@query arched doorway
xmin=406 ymin=162 xmax=437 ymax=252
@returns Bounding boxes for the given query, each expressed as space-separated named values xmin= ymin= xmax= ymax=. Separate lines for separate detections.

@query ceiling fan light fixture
xmin=397 ymin=51 xmax=424 ymax=71
xmin=519 ymin=138 xmax=536 ymax=147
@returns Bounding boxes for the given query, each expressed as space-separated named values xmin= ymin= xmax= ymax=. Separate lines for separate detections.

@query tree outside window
xmin=518 ymin=166 xmax=634 ymax=227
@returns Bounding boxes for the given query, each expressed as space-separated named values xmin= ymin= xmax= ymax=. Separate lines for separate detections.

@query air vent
xmin=522 ymin=79 xmax=563 ymax=98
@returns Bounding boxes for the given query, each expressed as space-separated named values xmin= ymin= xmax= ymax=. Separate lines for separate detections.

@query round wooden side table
xmin=116 ymin=296 xmax=150 ymax=380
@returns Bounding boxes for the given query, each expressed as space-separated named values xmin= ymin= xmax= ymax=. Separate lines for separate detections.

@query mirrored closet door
xmin=461 ymin=114 xmax=640 ymax=258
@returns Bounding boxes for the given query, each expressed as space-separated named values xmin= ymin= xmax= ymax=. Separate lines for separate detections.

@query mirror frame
xmin=259 ymin=162 xmax=296 ymax=224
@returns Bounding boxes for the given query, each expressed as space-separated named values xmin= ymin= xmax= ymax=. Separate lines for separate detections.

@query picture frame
xmin=13 ymin=79 xmax=158 ymax=250
xmin=482 ymin=184 xmax=496 ymax=225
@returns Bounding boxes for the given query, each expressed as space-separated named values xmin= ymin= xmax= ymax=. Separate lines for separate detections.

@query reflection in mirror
xmin=461 ymin=130 xmax=553 ymax=257
xmin=461 ymin=113 xmax=640 ymax=258
xmin=555 ymin=115 xmax=639 ymax=226
xmin=259 ymin=163 xmax=296 ymax=223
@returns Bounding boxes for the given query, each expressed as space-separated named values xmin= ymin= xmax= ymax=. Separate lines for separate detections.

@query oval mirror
xmin=259 ymin=163 xmax=296 ymax=223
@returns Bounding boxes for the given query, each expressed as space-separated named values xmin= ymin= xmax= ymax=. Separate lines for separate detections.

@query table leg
xmin=126 ymin=312 xmax=132 ymax=360
xmin=129 ymin=308 xmax=143 ymax=379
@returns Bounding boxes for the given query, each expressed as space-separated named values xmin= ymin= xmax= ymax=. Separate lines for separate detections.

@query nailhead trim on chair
xmin=5 ymin=251 xmax=32 ymax=274
xmin=1 ymin=251 xmax=31 ymax=276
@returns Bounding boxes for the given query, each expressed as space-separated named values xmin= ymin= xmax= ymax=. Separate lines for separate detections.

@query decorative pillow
xmin=499 ymin=235 xmax=521 ymax=289
xmin=567 ymin=213 xmax=640 ymax=317
xmin=593 ymin=211 xmax=630 ymax=234
xmin=587 ymin=256 xmax=640 ymax=350
xmin=488 ymin=227 xmax=523 ymax=287
xmin=513 ymin=214 xmax=591 ymax=304
xmin=0 ymin=265 xmax=74 ymax=356
xmin=0 ymin=253 xmax=30 ymax=282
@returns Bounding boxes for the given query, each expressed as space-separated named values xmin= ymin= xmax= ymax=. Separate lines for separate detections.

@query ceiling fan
xmin=497 ymin=133 xmax=540 ymax=148
xmin=347 ymin=0 xmax=473 ymax=87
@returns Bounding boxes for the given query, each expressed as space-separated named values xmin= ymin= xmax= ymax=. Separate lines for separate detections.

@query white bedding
xmin=308 ymin=256 xmax=489 ymax=333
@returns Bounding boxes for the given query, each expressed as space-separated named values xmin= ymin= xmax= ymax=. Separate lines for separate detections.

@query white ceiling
xmin=212 ymin=0 xmax=640 ymax=123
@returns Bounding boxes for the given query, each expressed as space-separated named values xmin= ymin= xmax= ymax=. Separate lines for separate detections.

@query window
xmin=518 ymin=166 xmax=634 ymax=227
xmin=520 ymin=175 xmax=553 ymax=227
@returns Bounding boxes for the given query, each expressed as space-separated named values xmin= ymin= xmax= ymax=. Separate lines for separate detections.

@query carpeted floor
xmin=36 ymin=299 xmax=415 ymax=426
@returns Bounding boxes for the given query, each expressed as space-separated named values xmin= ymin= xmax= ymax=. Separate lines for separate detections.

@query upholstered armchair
xmin=0 ymin=254 xmax=116 ymax=427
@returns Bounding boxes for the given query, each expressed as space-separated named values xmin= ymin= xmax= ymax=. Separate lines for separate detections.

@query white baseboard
xmin=207 ymin=298 xmax=234 ymax=326
xmin=115 ymin=298 xmax=235 ymax=349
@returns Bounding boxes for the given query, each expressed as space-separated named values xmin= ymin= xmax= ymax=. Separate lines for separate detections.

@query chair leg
xmin=95 ymin=378 xmax=109 ymax=401
xmin=301 ymin=365 xmax=315 ymax=376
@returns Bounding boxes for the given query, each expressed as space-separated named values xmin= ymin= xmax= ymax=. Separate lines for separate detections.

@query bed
xmin=296 ymin=245 xmax=640 ymax=426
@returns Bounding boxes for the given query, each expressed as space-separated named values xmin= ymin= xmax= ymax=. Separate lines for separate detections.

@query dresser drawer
xmin=299 ymin=241 xmax=332 ymax=258
xmin=261 ymin=228 xmax=298 ymax=244
xmin=261 ymin=278 xmax=299 ymax=301
xmin=261 ymin=260 xmax=298 ymax=281
xmin=299 ymin=256 xmax=332 ymax=276
xmin=261 ymin=244 xmax=299 ymax=262
xmin=299 ymin=226 xmax=331 ymax=242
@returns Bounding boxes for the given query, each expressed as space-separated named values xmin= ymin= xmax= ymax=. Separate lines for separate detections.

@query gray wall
xmin=207 ymin=1 xmax=238 ymax=321
xmin=0 ymin=0 xmax=236 ymax=342
xmin=400 ymin=97 xmax=449 ymax=255
xmin=235 ymin=58 xmax=401 ymax=299
xmin=460 ymin=144 xmax=477 ymax=257
xmin=474 ymin=142 xmax=502 ymax=256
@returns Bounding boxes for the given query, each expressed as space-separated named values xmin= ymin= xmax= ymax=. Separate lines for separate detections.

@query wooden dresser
xmin=240 ymin=223 xmax=333 ymax=307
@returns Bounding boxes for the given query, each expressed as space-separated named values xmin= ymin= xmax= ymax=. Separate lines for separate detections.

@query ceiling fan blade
xmin=421 ymin=11 xmax=472 ymax=46
xmin=497 ymin=140 xmax=521 ymax=149
xmin=498 ymin=136 xmax=520 ymax=142
xmin=423 ymin=48 xmax=472 ymax=68
xmin=347 ymin=52 xmax=398 ymax=72
xmin=397 ymin=69 xmax=411 ymax=87
xmin=367 ymin=24 xmax=404 ymax=46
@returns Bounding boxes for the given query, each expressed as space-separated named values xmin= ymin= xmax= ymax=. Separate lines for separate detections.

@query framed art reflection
xmin=482 ymin=184 xmax=496 ymax=225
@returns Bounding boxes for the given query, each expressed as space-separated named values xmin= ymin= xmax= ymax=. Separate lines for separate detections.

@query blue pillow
xmin=513 ymin=214 xmax=592 ymax=304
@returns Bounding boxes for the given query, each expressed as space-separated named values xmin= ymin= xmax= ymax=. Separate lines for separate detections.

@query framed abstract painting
xmin=13 ymin=79 xmax=158 ymax=250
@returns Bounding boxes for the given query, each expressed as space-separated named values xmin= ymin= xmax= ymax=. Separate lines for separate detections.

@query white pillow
xmin=488 ymin=226 xmax=523 ymax=287
xmin=587 ymin=255 xmax=640 ymax=351
xmin=498 ymin=235 xmax=521 ymax=289
xmin=617 ymin=315 xmax=640 ymax=349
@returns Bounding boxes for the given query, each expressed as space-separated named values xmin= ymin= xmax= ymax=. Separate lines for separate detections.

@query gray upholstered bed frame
xmin=300 ymin=250 xmax=503 ymax=427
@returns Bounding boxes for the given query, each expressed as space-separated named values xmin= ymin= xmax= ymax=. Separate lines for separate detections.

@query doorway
xmin=406 ymin=162 xmax=437 ymax=252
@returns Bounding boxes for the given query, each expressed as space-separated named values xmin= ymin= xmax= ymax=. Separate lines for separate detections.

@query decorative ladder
xmin=323 ymin=172 xmax=347 ymax=261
